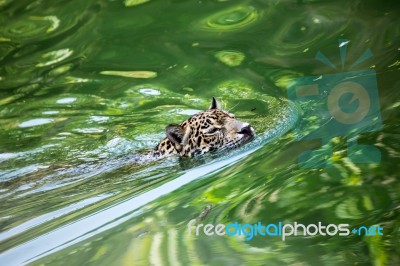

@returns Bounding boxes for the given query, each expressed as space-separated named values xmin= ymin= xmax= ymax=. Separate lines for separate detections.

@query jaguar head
xmin=155 ymin=97 xmax=255 ymax=157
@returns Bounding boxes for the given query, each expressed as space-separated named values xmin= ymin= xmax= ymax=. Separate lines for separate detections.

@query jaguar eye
xmin=207 ymin=127 xmax=219 ymax=134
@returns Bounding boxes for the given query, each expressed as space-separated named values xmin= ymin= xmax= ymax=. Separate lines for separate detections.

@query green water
xmin=1 ymin=0 xmax=399 ymax=265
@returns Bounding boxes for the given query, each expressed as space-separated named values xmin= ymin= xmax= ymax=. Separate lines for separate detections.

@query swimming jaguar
xmin=152 ymin=97 xmax=255 ymax=158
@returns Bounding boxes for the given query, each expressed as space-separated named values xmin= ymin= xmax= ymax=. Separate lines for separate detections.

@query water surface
xmin=0 ymin=0 xmax=399 ymax=265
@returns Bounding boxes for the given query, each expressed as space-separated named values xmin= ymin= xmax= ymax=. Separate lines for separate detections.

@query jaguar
xmin=152 ymin=97 xmax=255 ymax=158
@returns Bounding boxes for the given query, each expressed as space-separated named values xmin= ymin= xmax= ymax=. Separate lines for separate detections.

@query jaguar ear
xmin=166 ymin=124 xmax=184 ymax=145
xmin=166 ymin=124 xmax=190 ymax=146
xmin=209 ymin=96 xmax=221 ymax=110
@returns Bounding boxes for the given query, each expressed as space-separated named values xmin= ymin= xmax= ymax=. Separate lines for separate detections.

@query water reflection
xmin=0 ymin=0 xmax=399 ymax=265
xmin=214 ymin=50 xmax=245 ymax=67
xmin=18 ymin=118 xmax=54 ymax=128
xmin=1 ymin=15 xmax=58 ymax=40
xmin=36 ymin=48 xmax=73 ymax=67
xmin=198 ymin=5 xmax=260 ymax=32
xmin=56 ymin=97 xmax=76 ymax=104
xmin=100 ymin=70 xmax=157 ymax=79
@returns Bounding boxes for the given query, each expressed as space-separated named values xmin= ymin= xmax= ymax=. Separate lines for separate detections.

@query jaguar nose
xmin=239 ymin=125 xmax=254 ymax=136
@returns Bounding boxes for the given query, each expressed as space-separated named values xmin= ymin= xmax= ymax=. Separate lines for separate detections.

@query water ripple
xmin=196 ymin=5 xmax=260 ymax=32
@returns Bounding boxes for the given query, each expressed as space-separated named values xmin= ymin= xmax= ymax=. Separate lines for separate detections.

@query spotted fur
xmin=152 ymin=97 xmax=255 ymax=158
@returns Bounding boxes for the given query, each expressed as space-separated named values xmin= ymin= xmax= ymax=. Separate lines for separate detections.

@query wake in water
xmin=0 ymin=96 xmax=299 ymax=265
